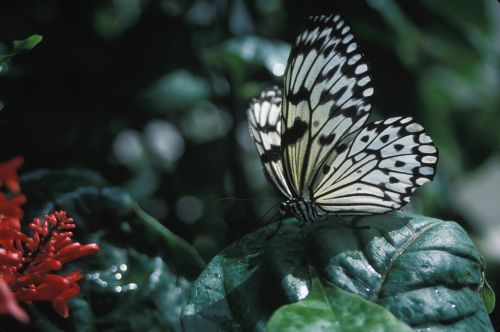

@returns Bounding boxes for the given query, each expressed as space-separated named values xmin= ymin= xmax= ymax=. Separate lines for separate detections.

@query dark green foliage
xmin=0 ymin=0 xmax=498 ymax=328
xmin=0 ymin=170 xmax=204 ymax=332
xmin=183 ymin=215 xmax=493 ymax=331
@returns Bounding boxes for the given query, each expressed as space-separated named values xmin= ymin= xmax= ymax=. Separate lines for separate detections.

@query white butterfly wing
xmin=281 ymin=15 xmax=374 ymax=196
xmin=248 ymin=87 xmax=293 ymax=198
xmin=313 ymin=117 xmax=438 ymax=214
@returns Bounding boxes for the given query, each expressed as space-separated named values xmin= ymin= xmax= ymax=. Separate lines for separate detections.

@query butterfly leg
xmin=266 ymin=216 xmax=283 ymax=240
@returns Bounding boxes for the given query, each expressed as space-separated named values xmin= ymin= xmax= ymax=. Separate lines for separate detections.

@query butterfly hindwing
xmin=248 ymin=87 xmax=292 ymax=198
xmin=312 ymin=117 xmax=438 ymax=214
xmin=281 ymin=15 xmax=374 ymax=196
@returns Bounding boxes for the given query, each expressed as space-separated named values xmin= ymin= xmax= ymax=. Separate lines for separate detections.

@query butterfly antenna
xmin=266 ymin=214 xmax=283 ymax=240
xmin=218 ymin=197 xmax=280 ymax=203
xmin=257 ymin=202 xmax=280 ymax=226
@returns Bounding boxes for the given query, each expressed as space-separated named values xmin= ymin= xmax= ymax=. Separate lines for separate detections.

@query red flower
xmin=0 ymin=157 xmax=24 ymax=193
xmin=0 ymin=212 xmax=100 ymax=319
xmin=0 ymin=157 xmax=100 ymax=322
xmin=0 ymin=193 xmax=26 ymax=231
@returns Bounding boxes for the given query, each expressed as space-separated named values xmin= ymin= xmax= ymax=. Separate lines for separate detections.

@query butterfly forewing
xmin=281 ymin=15 xmax=374 ymax=196
xmin=313 ymin=117 xmax=438 ymax=214
xmin=248 ymin=87 xmax=292 ymax=198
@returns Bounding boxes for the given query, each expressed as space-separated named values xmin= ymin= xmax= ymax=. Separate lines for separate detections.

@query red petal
xmin=57 ymin=243 xmax=99 ymax=263
xmin=0 ymin=249 xmax=21 ymax=265
xmin=53 ymin=298 xmax=69 ymax=318
xmin=41 ymin=274 xmax=70 ymax=290
xmin=0 ymin=277 xmax=29 ymax=323
xmin=27 ymin=258 xmax=62 ymax=273
xmin=0 ymin=157 xmax=24 ymax=193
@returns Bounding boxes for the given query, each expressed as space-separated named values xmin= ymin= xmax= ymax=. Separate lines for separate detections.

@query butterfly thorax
xmin=279 ymin=197 xmax=326 ymax=224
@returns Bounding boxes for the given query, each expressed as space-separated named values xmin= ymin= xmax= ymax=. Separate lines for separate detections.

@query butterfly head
xmin=279 ymin=201 xmax=289 ymax=216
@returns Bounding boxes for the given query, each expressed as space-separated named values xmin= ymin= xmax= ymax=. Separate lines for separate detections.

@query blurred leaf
xmin=368 ymin=0 xmax=500 ymax=179
xmin=268 ymin=270 xmax=412 ymax=332
xmin=229 ymin=0 xmax=255 ymax=35
xmin=204 ymin=36 xmax=290 ymax=83
xmin=0 ymin=169 xmax=205 ymax=331
xmin=142 ymin=70 xmax=210 ymax=112
xmin=419 ymin=0 xmax=490 ymax=34
xmin=481 ymin=274 xmax=496 ymax=314
xmin=0 ymin=34 xmax=43 ymax=64
xmin=182 ymin=214 xmax=494 ymax=331
xmin=12 ymin=35 xmax=43 ymax=53
xmin=185 ymin=1 xmax=216 ymax=27
xmin=20 ymin=169 xmax=205 ymax=277
xmin=366 ymin=0 xmax=421 ymax=67
xmin=93 ymin=0 xmax=143 ymax=39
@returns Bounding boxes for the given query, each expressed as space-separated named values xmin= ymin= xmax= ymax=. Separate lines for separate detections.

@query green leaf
xmin=0 ymin=169 xmax=204 ymax=332
xmin=182 ymin=214 xmax=494 ymax=331
xmin=12 ymin=35 xmax=43 ymax=53
xmin=267 ymin=270 xmax=412 ymax=332
xmin=0 ymin=34 xmax=43 ymax=64
xmin=142 ymin=70 xmax=210 ymax=113
xmin=480 ymin=273 xmax=496 ymax=314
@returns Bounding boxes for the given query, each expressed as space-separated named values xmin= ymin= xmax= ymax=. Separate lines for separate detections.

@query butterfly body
xmin=248 ymin=15 xmax=438 ymax=223
xmin=279 ymin=197 xmax=327 ymax=223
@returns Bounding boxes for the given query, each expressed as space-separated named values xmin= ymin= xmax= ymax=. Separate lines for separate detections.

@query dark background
xmin=1 ymin=0 xmax=499 ymax=327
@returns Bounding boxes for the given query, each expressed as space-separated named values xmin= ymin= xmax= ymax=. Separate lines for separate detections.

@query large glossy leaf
xmin=268 ymin=270 xmax=412 ymax=332
xmin=0 ymin=169 xmax=204 ymax=332
xmin=182 ymin=214 xmax=494 ymax=332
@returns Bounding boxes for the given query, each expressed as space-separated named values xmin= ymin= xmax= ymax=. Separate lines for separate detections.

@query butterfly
xmin=247 ymin=14 xmax=438 ymax=223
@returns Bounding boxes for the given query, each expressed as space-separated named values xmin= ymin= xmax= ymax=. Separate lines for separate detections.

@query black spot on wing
xmin=319 ymin=133 xmax=336 ymax=145
xmin=261 ymin=145 xmax=281 ymax=163
xmin=342 ymin=105 xmax=359 ymax=119
xmin=282 ymin=117 xmax=308 ymax=146
xmin=335 ymin=143 xmax=347 ymax=154
xmin=365 ymin=122 xmax=376 ymax=131
xmin=394 ymin=144 xmax=404 ymax=151
xmin=260 ymin=123 xmax=278 ymax=133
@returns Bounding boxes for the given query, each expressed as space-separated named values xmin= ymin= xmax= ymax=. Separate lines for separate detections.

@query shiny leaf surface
xmin=182 ymin=214 xmax=493 ymax=331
